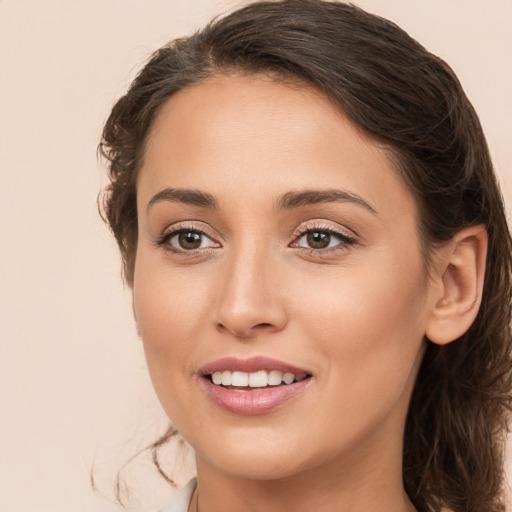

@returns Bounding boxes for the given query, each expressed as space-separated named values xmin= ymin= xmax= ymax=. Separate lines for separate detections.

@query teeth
xmin=221 ymin=370 xmax=232 ymax=386
xmin=248 ymin=370 xmax=267 ymax=387
xmin=267 ymin=370 xmax=283 ymax=386
xmin=231 ymin=371 xmax=249 ymax=387
xmin=210 ymin=370 xmax=308 ymax=387
xmin=282 ymin=372 xmax=295 ymax=384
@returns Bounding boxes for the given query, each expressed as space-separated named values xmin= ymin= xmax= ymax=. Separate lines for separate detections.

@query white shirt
xmin=157 ymin=478 xmax=197 ymax=512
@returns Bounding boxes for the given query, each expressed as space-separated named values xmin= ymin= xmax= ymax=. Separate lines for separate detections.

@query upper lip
xmin=199 ymin=356 xmax=311 ymax=376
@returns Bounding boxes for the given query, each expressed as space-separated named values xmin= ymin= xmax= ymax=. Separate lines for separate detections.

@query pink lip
xmin=198 ymin=356 xmax=312 ymax=415
xmin=201 ymin=378 xmax=311 ymax=415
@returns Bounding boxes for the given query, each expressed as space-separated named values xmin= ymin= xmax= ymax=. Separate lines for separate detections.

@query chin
xmin=193 ymin=433 xmax=313 ymax=481
xmin=203 ymin=453 xmax=308 ymax=481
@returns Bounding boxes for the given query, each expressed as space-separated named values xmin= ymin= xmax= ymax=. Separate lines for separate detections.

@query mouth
xmin=208 ymin=369 xmax=310 ymax=390
xmin=199 ymin=357 xmax=313 ymax=415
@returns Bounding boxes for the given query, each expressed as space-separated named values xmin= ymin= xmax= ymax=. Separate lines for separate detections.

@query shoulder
xmin=155 ymin=478 xmax=197 ymax=512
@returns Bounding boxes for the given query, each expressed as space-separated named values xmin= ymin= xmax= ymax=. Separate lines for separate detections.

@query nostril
xmin=216 ymin=321 xmax=276 ymax=338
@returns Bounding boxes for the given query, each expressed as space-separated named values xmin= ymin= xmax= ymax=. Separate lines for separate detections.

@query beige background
xmin=1 ymin=1 xmax=511 ymax=511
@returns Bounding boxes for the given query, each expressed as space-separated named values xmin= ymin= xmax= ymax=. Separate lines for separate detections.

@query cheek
xmin=134 ymin=257 xmax=213 ymax=339
xmin=291 ymin=251 xmax=428 ymax=410
xmin=132 ymin=259 xmax=214 ymax=401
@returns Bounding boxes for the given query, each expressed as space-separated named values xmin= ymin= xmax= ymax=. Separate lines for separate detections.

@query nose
xmin=214 ymin=248 xmax=288 ymax=339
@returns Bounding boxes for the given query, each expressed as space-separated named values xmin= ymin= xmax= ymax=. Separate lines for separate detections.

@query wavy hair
xmin=99 ymin=1 xmax=512 ymax=510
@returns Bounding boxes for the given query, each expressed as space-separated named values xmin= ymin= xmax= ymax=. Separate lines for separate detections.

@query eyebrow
xmin=147 ymin=187 xmax=218 ymax=211
xmin=146 ymin=187 xmax=376 ymax=215
xmin=276 ymin=189 xmax=377 ymax=214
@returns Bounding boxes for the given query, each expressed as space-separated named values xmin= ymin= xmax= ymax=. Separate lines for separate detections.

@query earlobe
xmin=425 ymin=225 xmax=488 ymax=346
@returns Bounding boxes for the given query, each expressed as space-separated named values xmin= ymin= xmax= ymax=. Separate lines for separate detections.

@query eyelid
xmin=291 ymin=220 xmax=358 ymax=242
xmin=288 ymin=220 xmax=359 ymax=256
xmin=155 ymin=221 xmax=222 ymax=251
xmin=154 ymin=219 xmax=357 ymax=253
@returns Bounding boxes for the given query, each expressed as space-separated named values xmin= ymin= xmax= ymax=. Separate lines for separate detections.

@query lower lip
xmin=201 ymin=377 xmax=311 ymax=415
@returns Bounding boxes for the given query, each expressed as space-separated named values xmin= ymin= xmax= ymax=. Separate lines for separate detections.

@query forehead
xmin=138 ymin=73 xmax=416 ymax=221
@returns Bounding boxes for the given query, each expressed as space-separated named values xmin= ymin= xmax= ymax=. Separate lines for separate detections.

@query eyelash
xmin=290 ymin=223 xmax=357 ymax=253
xmin=155 ymin=222 xmax=219 ymax=254
xmin=155 ymin=222 xmax=357 ymax=255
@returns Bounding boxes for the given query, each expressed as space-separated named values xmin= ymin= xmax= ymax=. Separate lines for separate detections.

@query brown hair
xmin=99 ymin=1 xmax=512 ymax=510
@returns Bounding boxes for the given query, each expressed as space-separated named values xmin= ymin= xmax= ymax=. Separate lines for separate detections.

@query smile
xmin=199 ymin=357 xmax=312 ymax=415
xmin=210 ymin=370 xmax=309 ymax=388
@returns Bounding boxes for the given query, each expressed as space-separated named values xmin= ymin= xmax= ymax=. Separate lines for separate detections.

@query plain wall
xmin=1 ymin=1 xmax=510 ymax=511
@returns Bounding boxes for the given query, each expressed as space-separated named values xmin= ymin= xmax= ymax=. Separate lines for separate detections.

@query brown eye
xmin=178 ymin=231 xmax=203 ymax=250
xmin=294 ymin=227 xmax=356 ymax=251
xmin=161 ymin=229 xmax=218 ymax=252
xmin=306 ymin=231 xmax=331 ymax=249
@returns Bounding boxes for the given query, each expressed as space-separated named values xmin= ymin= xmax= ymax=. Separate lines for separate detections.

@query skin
xmin=133 ymin=74 xmax=452 ymax=512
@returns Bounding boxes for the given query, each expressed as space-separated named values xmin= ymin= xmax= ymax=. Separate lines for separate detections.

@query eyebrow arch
xmin=147 ymin=187 xmax=218 ymax=211
xmin=276 ymin=189 xmax=377 ymax=214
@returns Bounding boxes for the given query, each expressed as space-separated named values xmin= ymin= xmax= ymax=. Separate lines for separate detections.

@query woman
xmin=99 ymin=1 xmax=512 ymax=511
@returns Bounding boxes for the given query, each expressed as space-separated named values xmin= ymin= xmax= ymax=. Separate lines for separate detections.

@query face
xmin=133 ymin=74 xmax=435 ymax=483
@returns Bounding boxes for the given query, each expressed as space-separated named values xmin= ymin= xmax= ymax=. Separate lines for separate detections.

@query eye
xmin=158 ymin=228 xmax=219 ymax=252
xmin=291 ymin=225 xmax=357 ymax=251
xmin=298 ymin=231 xmax=338 ymax=249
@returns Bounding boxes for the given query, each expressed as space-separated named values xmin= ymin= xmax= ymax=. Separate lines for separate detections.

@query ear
xmin=425 ymin=225 xmax=488 ymax=346
xmin=132 ymin=294 xmax=142 ymax=338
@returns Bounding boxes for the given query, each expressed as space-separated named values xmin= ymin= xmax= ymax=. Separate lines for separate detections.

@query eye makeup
xmin=289 ymin=220 xmax=358 ymax=254
xmin=153 ymin=217 xmax=358 ymax=260
xmin=154 ymin=221 xmax=221 ymax=255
